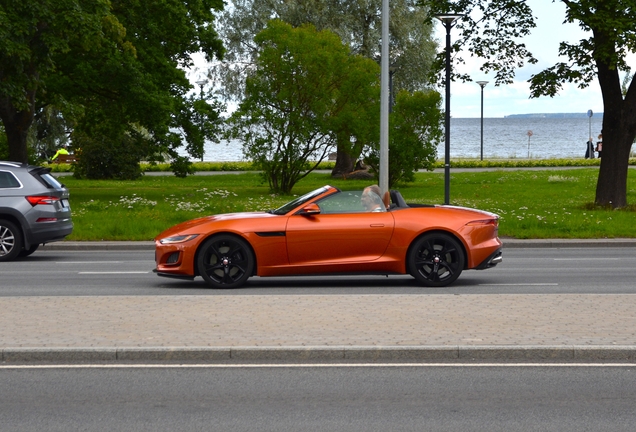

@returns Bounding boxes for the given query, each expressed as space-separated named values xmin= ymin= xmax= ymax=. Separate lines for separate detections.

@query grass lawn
xmin=61 ymin=167 xmax=636 ymax=241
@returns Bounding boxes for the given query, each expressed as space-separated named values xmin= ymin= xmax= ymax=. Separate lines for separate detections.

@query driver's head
xmin=361 ymin=185 xmax=383 ymax=211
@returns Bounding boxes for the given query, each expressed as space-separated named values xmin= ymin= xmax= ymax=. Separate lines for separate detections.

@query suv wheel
xmin=0 ymin=219 xmax=23 ymax=262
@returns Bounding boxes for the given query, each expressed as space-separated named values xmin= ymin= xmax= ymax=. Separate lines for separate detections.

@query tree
xmin=0 ymin=0 xmax=225 ymax=177
xmin=0 ymin=0 xmax=121 ymax=163
xmin=366 ymin=90 xmax=443 ymax=187
xmin=214 ymin=0 xmax=437 ymax=175
xmin=227 ymin=20 xmax=380 ymax=194
xmin=427 ymin=0 xmax=636 ymax=208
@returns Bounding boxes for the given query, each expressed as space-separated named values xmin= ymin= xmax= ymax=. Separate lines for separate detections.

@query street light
xmin=196 ymin=79 xmax=207 ymax=98
xmin=476 ymin=80 xmax=488 ymax=161
xmin=379 ymin=0 xmax=390 ymax=195
xmin=195 ymin=79 xmax=207 ymax=161
xmin=435 ymin=14 xmax=463 ymax=205
xmin=389 ymin=64 xmax=398 ymax=113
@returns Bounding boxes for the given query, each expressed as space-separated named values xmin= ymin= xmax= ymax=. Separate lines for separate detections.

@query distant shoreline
xmin=503 ymin=113 xmax=604 ymax=119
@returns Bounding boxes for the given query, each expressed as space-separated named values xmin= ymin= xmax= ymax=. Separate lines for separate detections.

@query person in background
xmin=585 ymin=138 xmax=595 ymax=159
xmin=51 ymin=146 xmax=69 ymax=161
xmin=596 ymin=133 xmax=603 ymax=158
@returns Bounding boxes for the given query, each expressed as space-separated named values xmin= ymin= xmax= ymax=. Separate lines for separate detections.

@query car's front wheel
xmin=0 ymin=219 xmax=23 ymax=262
xmin=197 ymin=234 xmax=254 ymax=289
xmin=408 ymin=233 xmax=465 ymax=287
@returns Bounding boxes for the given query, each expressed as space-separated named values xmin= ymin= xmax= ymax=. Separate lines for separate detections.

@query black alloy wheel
xmin=408 ymin=233 xmax=465 ymax=287
xmin=0 ymin=219 xmax=23 ymax=262
xmin=196 ymin=234 xmax=254 ymax=289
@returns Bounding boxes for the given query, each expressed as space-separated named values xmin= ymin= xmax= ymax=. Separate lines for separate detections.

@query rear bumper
xmin=475 ymin=248 xmax=502 ymax=270
xmin=26 ymin=220 xmax=73 ymax=247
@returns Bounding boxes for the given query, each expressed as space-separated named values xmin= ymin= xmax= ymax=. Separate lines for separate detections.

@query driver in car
xmin=361 ymin=185 xmax=386 ymax=212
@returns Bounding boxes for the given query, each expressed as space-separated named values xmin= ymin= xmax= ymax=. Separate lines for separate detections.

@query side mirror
xmin=299 ymin=203 xmax=321 ymax=215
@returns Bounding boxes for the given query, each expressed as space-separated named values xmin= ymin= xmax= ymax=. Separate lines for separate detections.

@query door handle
xmin=370 ymin=224 xmax=385 ymax=227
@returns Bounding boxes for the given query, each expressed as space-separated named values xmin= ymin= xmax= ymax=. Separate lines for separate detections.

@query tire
xmin=196 ymin=234 xmax=254 ymax=289
xmin=0 ymin=219 xmax=23 ymax=262
xmin=19 ymin=244 xmax=40 ymax=258
xmin=408 ymin=233 xmax=465 ymax=287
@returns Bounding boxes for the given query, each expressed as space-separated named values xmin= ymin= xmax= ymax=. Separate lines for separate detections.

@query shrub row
xmin=46 ymin=157 xmax=636 ymax=173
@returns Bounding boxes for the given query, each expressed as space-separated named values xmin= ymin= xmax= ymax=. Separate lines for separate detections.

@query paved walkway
xmin=1 ymin=293 xmax=636 ymax=363
xmin=3 ymin=240 xmax=636 ymax=364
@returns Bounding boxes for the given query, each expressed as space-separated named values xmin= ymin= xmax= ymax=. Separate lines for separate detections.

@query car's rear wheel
xmin=0 ymin=219 xmax=23 ymax=262
xmin=197 ymin=234 xmax=254 ymax=289
xmin=408 ymin=233 xmax=465 ymax=287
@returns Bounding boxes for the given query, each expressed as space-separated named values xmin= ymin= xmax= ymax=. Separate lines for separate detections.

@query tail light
xmin=466 ymin=218 xmax=499 ymax=227
xmin=26 ymin=196 xmax=60 ymax=206
xmin=36 ymin=217 xmax=58 ymax=223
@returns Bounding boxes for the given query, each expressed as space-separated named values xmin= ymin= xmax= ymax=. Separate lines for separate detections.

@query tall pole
xmin=476 ymin=81 xmax=488 ymax=161
xmin=435 ymin=14 xmax=462 ymax=205
xmin=196 ymin=79 xmax=207 ymax=162
xmin=379 ymin=0 xmax=390 ymax=195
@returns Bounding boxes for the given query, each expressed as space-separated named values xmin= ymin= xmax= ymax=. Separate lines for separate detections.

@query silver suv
xmin=0 ymin=161 xmax=73 ymax=261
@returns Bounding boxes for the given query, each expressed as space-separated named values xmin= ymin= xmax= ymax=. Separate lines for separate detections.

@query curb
xmin=42 ymin=241 xmax=155 ymax=251
xmin=41 ymin=239 xmax=636 ymax=251
xmin=501 ymin=238 xmax=636 ymax=248
xmin=3 ymin=346 xmax=636 ymax=364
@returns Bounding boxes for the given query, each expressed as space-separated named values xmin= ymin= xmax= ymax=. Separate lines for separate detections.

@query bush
xmin=72 ymin=131 xmax=145 ymax=180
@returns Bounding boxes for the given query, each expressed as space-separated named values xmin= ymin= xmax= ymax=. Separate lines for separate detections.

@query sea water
xmin=200 ymin=116 xmax=607 ymax=161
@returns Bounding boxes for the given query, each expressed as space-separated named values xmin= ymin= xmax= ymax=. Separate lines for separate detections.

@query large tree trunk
xmin=331 ymin=148 xmax=355 ymax=177
xmin=595 ymin=121 xmax=633 ymax=208
xmin=594 ymin=59 xmax=636 ymax=208
xmin=0 ymin=97 xmax=34 ymax=164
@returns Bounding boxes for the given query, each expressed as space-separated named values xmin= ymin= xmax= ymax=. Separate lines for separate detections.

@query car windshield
xmin=271 ymin=186 xmax=333 ymax=215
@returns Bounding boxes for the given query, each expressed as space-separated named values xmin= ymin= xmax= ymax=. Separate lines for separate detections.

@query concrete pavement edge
xmin=3 ymin=345 xmax=636 ymax=364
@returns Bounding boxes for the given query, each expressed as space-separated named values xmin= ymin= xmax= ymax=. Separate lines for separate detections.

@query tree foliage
xmin=215 ymin=0 xmax=438 ymax=176
xmin=366 ymin=90 xmax=442 ymax=187
xmin=427 ymin=0 xmax=636 ymax=208
xmin=215 ymin=0 xmax=436 ymax=99
xmin=0 ymin=0 xmax=225 ymax=178
xmin=227 ymin=20 xmax=380 ymax=194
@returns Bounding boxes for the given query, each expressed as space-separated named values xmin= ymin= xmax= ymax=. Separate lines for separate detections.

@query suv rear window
xmin=29 ymin=168 xmax=63 ymax=189
xmin=40 ymin=172 xmax=64 ymax=189
xmin=0 ymin=171 xmax=21 ymax=189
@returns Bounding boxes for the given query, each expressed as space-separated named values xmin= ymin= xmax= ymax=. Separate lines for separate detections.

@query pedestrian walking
xmin=585 ymin=138 xmax=595 ymax=159
xmin=596 ymin=133 xmax=603 ymax=158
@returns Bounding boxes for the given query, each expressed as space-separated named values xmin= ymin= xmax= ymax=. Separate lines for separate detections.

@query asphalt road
xmin=2 ymin=247 xmax=636 ymax=296
xmin=1 ymin=365 xmax=635 ymax=431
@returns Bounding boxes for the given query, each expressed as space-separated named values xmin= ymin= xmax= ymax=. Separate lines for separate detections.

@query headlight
xmin=159 ymin=234 xmax=199 ymax=244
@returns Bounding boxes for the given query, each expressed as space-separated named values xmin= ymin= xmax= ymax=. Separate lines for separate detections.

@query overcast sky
xmin=191 ymin=1 xmax=633 ymax=119
xmin=442 ymin=0 xmax=633 ymax=118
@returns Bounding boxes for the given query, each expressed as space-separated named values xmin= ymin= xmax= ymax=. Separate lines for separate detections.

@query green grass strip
xmin=62 ymin=167 xmax=636 ymax=241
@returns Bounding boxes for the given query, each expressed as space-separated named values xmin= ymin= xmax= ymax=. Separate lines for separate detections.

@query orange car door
xmin=285 ymin=212 xmax=395 ymax=265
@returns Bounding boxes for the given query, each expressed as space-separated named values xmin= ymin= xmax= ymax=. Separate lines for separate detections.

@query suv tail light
xmin=26 ymin=196 xmax=60 ymax=206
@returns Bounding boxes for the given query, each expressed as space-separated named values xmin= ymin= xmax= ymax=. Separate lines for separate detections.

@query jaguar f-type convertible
xmin=154 ymin=186 xmax=502 ymax=288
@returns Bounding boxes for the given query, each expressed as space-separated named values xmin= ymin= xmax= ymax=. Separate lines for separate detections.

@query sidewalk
xmin=3 ymin=239 xmax=636 ymax=364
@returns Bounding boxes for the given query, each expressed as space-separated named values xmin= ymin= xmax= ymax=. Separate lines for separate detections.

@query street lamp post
xmin=389 ymin=64 xmax=397 ymax=113
xmin=196 ymin=79 xmax=207 ymax=161
xmin=435 ymin=14 xmax=463 ymax=205
xmin=476 ymin=80 xmax=488 ymax=161
xmin=196 ymin=79 xmax=206 ymax=98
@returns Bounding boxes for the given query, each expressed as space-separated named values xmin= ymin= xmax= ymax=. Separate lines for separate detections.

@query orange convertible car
xmin=154 ymin=185 xmax=502 ymax=288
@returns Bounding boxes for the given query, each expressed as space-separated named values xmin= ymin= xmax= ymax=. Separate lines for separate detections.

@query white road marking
xmin=78 ymin=271 xmax=150 ymax=274
xmin=478 ymin=283 xmax=558 ymax=286
xmin=554 ymin=258 xmax=621 ymax=261
xmin=1 ymin=363 xmax=635 ymax=369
